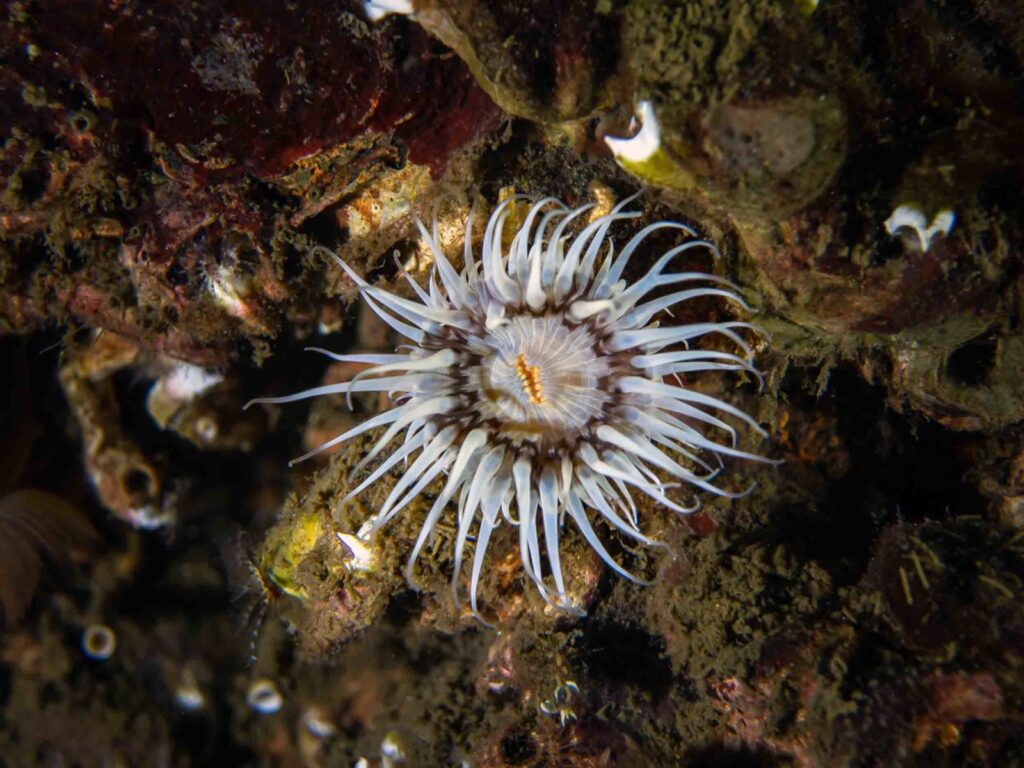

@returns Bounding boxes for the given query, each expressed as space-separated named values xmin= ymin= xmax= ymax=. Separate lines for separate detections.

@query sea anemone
xmin=250 ymin=195 xmax=770 ymax=618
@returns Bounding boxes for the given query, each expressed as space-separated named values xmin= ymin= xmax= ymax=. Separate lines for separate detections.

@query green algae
xmin=624 ymin=0 xmax=786 ymax=108
xmin=645 ymin=532 xmax=833 ymax=681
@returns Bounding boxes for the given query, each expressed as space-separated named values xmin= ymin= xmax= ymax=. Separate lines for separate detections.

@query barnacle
xmin=250 ymin=195 xmax=771 ymax=619
xmin=540 ymin=680 xmax=580 ymax=728
xmin=247 ymin=678 xmax=284 ymax=714
xmin=81 ymin=623 xmax=117 ymax=660
xmin=173 ymin=669 xmax=207 ymax=712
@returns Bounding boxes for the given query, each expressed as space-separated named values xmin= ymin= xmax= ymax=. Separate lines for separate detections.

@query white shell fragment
xmin=146 ymin=363 xmax=224 ymax=432
xmin=884 ymin=205 xmax=955 ymax=253
xmin=604 ymin=100 xmax=662 ymax=164
xmin=364 ymin=0 xmax=414 ymax=21
xmin=160 ymin=363 xmax=224 ymax=402
xmin=302 ymin=707 xmax=338 ymax=739
xmin=123 ymin=503 xmax=175 ymax=531
xmin=381 ymin=732 xmax=407 ymax=766
xmin=338 ymin=532 xmax=376 ymax=573
xmin=174 ymin=670 xmax=206 ymax=712
xmin=352 ymin=733 xmax=407 ymax=768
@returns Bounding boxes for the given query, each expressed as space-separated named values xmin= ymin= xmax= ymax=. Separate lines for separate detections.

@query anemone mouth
xmin=250 ymin=194 xmax=772 ymax=621
xmin=469 ymin=314 xmax=613 ymax=443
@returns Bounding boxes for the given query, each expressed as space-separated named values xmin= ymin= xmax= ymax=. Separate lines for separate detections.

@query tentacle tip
xmin=404 ymin=569 xmax=424 ymax=593
xmin=310 ymin=244 xmax=339 ymax=262
xmin=550 ymin=595 xmax=587 ymax=617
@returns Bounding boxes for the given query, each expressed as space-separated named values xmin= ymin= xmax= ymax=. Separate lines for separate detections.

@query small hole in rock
xmin=500 ymin=727 xmax=537 ymax=764
xmin=123 ymin=468 xmax=153 ymax=498
xmin=69 ymin=112 xmax=93 ymax=133
xmin=946 ymin=333 xmax=997 ymax=386
xmin=17 ymin=167 xmax=49 ymax=203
